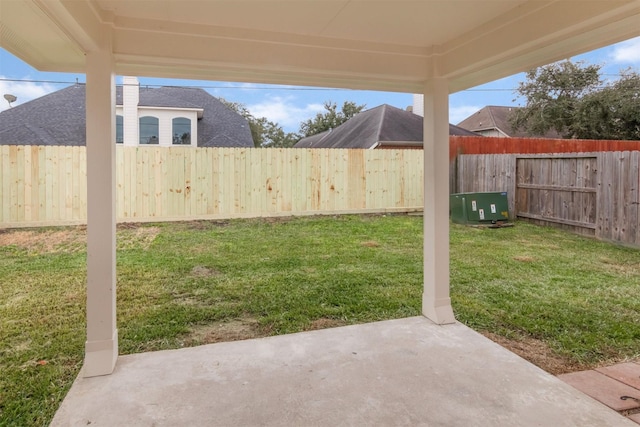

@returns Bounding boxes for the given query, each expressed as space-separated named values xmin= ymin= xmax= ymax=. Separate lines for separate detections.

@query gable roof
xmin=0 ymin=84 xmax=254 ymax=147
xmin=294 ymin=130 xmax=331 ymax=149
xmin=0 ymin=85 xmax=87 ymax=146
xmin=456 ymin=105 xmax=561 ymax=138
xmin=294 ymin=104 xmax=478 ymax=149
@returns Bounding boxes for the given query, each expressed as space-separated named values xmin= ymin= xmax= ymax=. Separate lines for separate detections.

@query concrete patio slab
xmin=51 ymin=317 xmax=634 ymax=426
xmin=559 ymin=370 xmax=640 ymax=411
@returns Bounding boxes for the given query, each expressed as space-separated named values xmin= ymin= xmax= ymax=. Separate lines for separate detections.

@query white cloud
xmin=0 ymin=77 xmax=57 ymax=112
xmin=449 ymin=105 xmax=482 ymax=125
xmin=247 ymin=96 xmax=325 ymax=130
xmin=610 ymin=37 xmax=640 ymax=64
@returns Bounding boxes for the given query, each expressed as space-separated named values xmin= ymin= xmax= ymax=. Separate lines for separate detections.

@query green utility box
xmin=450 ymin=192 xmax=510 ymax=225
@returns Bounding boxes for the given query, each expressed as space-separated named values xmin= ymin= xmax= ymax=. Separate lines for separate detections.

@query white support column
xmin=422 ymin=78 xmax=456 ymax=324
xmin=84 ymin=48 xmax=118 ymax=377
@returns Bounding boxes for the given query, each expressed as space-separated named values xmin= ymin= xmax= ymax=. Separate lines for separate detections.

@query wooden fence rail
xmin=455 ymin=151 xmax=640 ymax=247
xmin=0 ymin=146 xmax=424 ymax=227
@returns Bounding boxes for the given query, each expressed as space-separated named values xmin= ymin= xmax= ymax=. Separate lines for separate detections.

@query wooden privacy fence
xmin=455 ymin=151 xmax=640 ymax=246
xmin=0 ymin=146 xmax=424 ymax=227
xmin=515 ymin=155 xmax=597 ymax=231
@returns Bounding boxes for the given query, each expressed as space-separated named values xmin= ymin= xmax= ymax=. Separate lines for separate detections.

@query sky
xmin=0 ymin=36 xmax=639 ymax=133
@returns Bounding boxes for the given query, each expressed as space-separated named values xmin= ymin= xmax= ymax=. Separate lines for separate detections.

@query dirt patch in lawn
xmin=305 ymin=318 xmax=348 ymax=331
xmin=0 ymin=225 xmax=160 ymax=253
xmin=513 ymin=255 xmax=536 ymax=262
xmin=117 ymin=226 xmax=160 ymax=250
xmin=0 ymin=228 xmax=86 ymax=254
xmin=183 ymin=317 xmax=349 ymax=347
xmin=185 ymin=220 xmax=230 ymax=230
xmin=190 ymin=265 xmax=221 ymax=278
xmin=598 ymin=256 xmax=640 ymax=276
xmin=361 ymin=241 xmax=380 ymax=248
xmin=182 ymin=318 xmax=262 ymax=345
xmin=481 ymin=331 xmax=581 ymax=375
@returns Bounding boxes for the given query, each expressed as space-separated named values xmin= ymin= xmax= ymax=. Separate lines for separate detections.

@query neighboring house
xmin=294 ymin=104 xmax=478 ymax=149
xmin=0 ymin=76 xmax=253 ymax=147
xmin=412 ymin=94 xmax=561 ymax=139
xmin=455 ymin=105 xmax=562 ymax=139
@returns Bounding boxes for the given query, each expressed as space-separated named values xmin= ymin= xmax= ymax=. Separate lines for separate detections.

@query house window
xmin=139 ymin=116 xmax=159 ymax=144
xmin=116 ymin=115 xmax=123 ymax=144
xmin=172 ymin=117 xmax=191 ymax=145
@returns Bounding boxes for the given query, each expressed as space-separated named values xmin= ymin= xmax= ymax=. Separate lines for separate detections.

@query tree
xmin=511 ymin=61 xmax=640 ymax=140
xmin=220 ymin=98 xmax=368 ymax=146
xmin=573 ymin=70 xmax=640 ymax=140
xmin=299 ymin=101 xmax=366 ymax=137
xmin=261 ymin=125 xmax=301 ymax=148
xmin=220 ymin=98 xmax=300 ymax=148
xmin=510 ymin=60 xmax=602 ymax=138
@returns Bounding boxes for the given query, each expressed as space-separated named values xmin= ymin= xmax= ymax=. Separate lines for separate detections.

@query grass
xmin=451 ymin=222 xmax=640 ymax=370
xmin=1 ymin=215 xmax=640 ymax=426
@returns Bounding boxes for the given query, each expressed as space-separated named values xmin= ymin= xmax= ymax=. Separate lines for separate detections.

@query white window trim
xmin=116 ymin=105 xmax=202 ymax=147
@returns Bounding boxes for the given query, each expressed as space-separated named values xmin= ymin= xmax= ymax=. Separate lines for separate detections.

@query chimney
xmin=123 ymin=76 xmax=139 ymax=146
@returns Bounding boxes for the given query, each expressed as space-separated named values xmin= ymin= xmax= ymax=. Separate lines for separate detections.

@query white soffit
xmin=1 ymin=0 xmax=639 ymax=93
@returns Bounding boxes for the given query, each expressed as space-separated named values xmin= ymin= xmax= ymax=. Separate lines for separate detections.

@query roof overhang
xmin=1 ymin=1 xmax=639 ymax=93
xmin=135 ymin=105 xmax=205 ymax=119
xmin=373 ymin=141 xmax=424 ymax=149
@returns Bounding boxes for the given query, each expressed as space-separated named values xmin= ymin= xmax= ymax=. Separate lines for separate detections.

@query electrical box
xmin=450 ymin=192 xmax=510 ymax=225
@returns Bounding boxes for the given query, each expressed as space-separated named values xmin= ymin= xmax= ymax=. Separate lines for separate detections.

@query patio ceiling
xmin=1 ymin=0 xmax=639 ymax=92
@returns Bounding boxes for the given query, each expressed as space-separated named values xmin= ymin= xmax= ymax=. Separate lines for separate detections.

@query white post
xmin=422 ymin=78 xmax=456 ymax=324
xmin=84 ymin=48 xmax=118 ymax=377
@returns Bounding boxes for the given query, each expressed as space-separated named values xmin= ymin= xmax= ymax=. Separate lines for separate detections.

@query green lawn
xmin=1 ymin=215 xmax=640 ymax=426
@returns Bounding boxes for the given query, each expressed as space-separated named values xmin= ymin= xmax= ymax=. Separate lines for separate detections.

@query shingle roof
xmin=0 ymin=85 xmax=87 ymax=146
xmin=137 ymin=87 xmax=202 ymax=109
xmin=293 ymin=104 xmax=478 ymax=149
xmin=293 ymin=130 xmax=331 ymax=148
xmin=456 ymin=105 xmax=561 ymax=138
xmin=0 ymin=84 xmax=253 ymax=147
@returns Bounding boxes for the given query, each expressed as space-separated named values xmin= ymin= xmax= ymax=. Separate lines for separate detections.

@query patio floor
xmin=51 ymin=316 xmax=634 ymax=426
